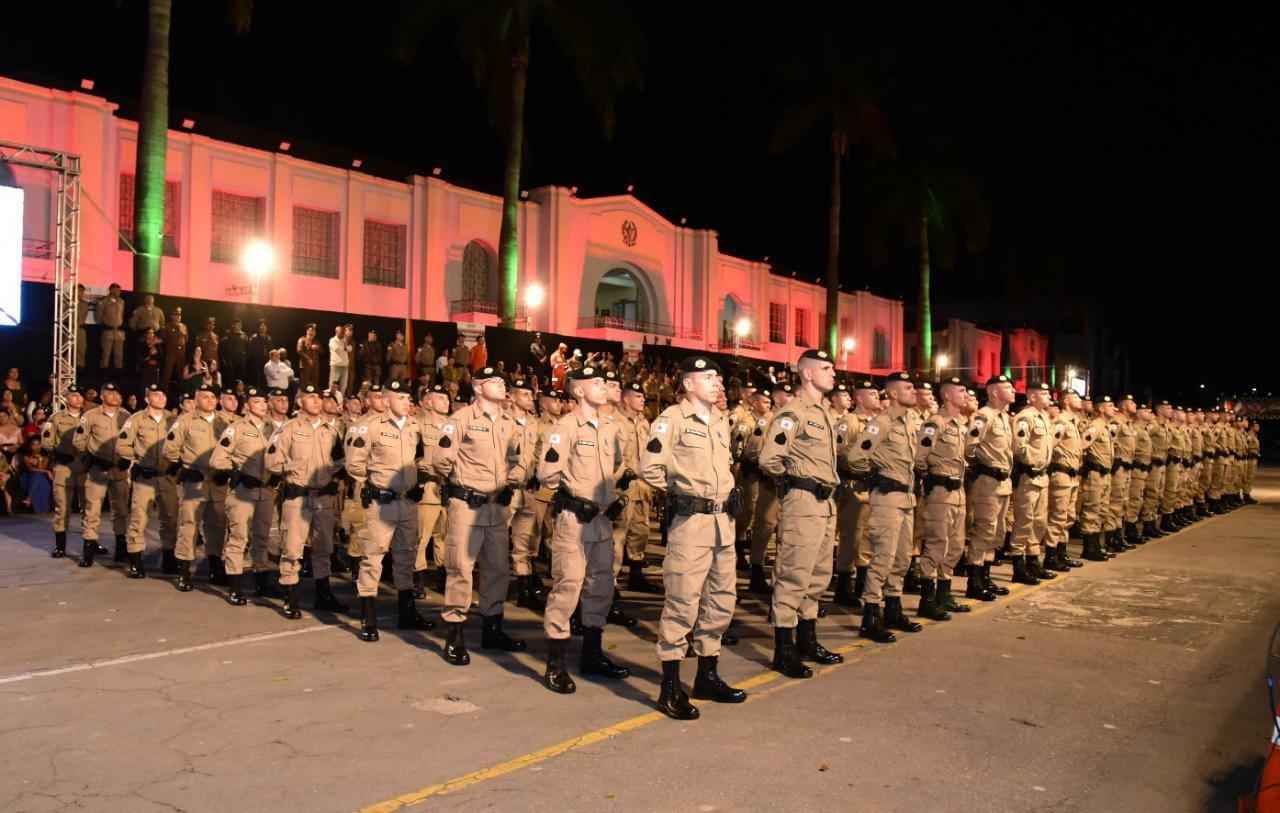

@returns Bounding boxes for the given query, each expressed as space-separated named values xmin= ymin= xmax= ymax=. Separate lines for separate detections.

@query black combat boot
xmin=516 ymin=573 xmax=547 ymax=611
xmin=884 ymin=596 xmax=923 ymax=632
xmin=749 ymin=564 xmax=770 ymax=595
xmin=411 ymin=570 xmax=427 ymax=599
xmin=853 ymin=566 xmax=869 ymax=603
xmin=175 ymin=559 xmax=194 ymax=592
xmin=903 ymin=557 xmax=923 ymax=594
xmin=281 ymin=584 xmax=302 ymax=620
xmin=859 ymin=603 xmax=896 ymax=643
xmin=358 ymin=597 xmax=379 ymax=642
xmin=398 ymin=590 xmax=435 ymax=631
xmin=314 ymin=577 xmax=348 ymax=612
xmin=207 ymin=554 xmax=228 ymax=585
xmin=796 ymin=618 xmax=844 ymax=664
xmin=1159 ymin=513 xmax=1178 ymax=534
xmin=126 ymin=551 xmax=146 ymax=579
xmin=1124 ymin=522 xmax=1141 ymax=544
xmin=917 ymin=580 xmax=950 ymax=621
xmin=965 ymin=569 xmax=996 ymax=601
xmin=161 ymin=548 xmax=178 ymax=574
xmin=832 ymin=571 xmax=861 ymax=608
xmin=78 ymin=538 xmax=97 ymax=568
xmin=1144 ymin=519 xmax=1164 ymax=539
xmin=443 ymin=621 xmax=470 ymax=665
xmin=1058 ymin=542 xmax=1083 ymax=568
xmin=52 ymin=531 xmax=67 ymax=559
xmin=938 ymin=580 xmax=971 ymax=613
xmin=300 ymin=548 xmax=313 ymax=578
xmin=223 ymin=571 xmax=249 ymax=605
xmin=329 ymin=550 xmax=349 ymax=575
xmin=1028 ymin=554 xmax=1055 ymax=580
xmin=113 ymin=535 xmax=127 ymax=563
xmin=543 ymin=638 xmax=576 ymax=694
xmin=1082 ymin=533 xmax=1108 ymax=562
xmin=691 ymin=655 xmax=747 ymax=703
xmin=983 ymin=562 xmax=1009 ymax=595
xmin=254 ymin=570 xmax=283 ymax=598
xmin=606 ymin=591 xmax=637 ymax=628
xmin=771 ymin=627 xmax=814 ymax=678
xmin=481 ymin=614 xmax=526 ymax=651
xmin=579 ymin=627 xmax=629 ymax=678
xmin=656 ymin=659 xmax=699 ymax=720
xmin=627 ymin=563 xmax=661 ymax=594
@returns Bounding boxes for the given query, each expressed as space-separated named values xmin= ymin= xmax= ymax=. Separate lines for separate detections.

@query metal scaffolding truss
xmin=0 ymin=140 xmax=81 ymax=408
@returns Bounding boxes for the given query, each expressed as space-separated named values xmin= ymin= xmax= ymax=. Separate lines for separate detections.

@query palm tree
xmin=770 ymin=37 xmax=892 ymax=356
xmin=130 ymin=0 xmax=254 ymax=294
xmin=398 ymin=1 xmax=643 ymax=327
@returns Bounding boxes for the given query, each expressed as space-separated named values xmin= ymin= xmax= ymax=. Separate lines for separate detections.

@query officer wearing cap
xmin=1142 ymin=401 xmax=1172 ymax=535
xmin=641 ymin=355 xmax=745 ymax=719
xmin=734 ymin=384 xmax=775 ymax=591
xmin=773 ymin=382 xmax=795 ymax=410
xmin=1008 ymin=382 xmax=1055 ymax=585
xmin=117 ymin=384 xmax=178 ymax=578
xmin=338 ymin=384 xmax=385 ymax=585
xmin=164 ymin=384 xmax=230 ymax=590
xmin=1159 ymin=404 xmax=1187 ymax=535
xmin=44 ymin=385 xmax=87 ymax=559
xmin=964 ymin=374 xmax=1016 ymax=599
xmin=415 ymin=383 xmax=453 ymax=597
xmin=613 ymin=380 xmax=657 ymax=596
xmin=74 ymin=382 xmax=132 ymax=567
xmin=1078 ymin=395 xmax=1117 ymax=561
xmin=210 ymin=387 xmax=277 ymax=605
xmin=1102 ymin=394 xmax=1137 ymax=553
xmin=536 ymin=366 xmax=632 ymax=694
xmin=345 ymin=379 xmax=435 ymax=641
xmin=265 ymin=384 xmax=347 ymax=618
xmin=914 ymin=376 xmax=972 ymax=620
xmin=430 ymin=366 xmax=527 ymax=665
xmin=832 ymin=378 xmax=881 ymax=608
xmin=1125 ymin=402 xmax=1154 ymax=544
xmin=1244 ymin=420 xmax=1260 ymax=504
xmin=510 ymin=382 xmax=559 ymax=609
xmin=845 ymin=371 xmax=921 ymax=642
xmin=505 ymin=377 xmax=542 ymax=605
xmin=759 ymin=349 xmax=843 ymax=676
xmin=1187 ymin=410 xmax=1208 ymax=519
xmin=97 ymin=282 xmax=126 ymax=370
xmin=903 ymin=379 xmax=937 ymax=594
xmin=1045 ymin=390 xmax=1086 ymax=574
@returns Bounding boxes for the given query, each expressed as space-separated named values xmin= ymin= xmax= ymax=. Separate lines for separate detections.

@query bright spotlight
xmin=842 ymin=337 xmax=856 ymax=353
xmin=241 ymin=239 xmax=274 ymax=277
xmin=525 ymin=283 xmax=545 ymax=309
xmin=734 ymin=317 xmax=751 ymax=338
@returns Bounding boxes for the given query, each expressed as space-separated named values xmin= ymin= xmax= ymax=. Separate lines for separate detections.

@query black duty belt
xmin=738 ymin=459 xmax=762 ymax=479
xmin=1048 ymin=463 xmax=1078 ymax=477
xmin=923 ymin=473 xmax=963 ymax=493
xmin=552 ymin=487 xmax=602 ymax=522
xmin=1131 ymin=462 xmax=1151 ymax=473
xmin=178 ymin=468 xmax=205 ymax=484
xmin=282 ymin=480 xmax=339 ymax=500
xmin=869 ymin=473 xmax=912 ymax=495
xmin=1150 ymin=457 xmax=1166 ymax=467
xmin=444 ymin=482 xmax=514 ymax=508
xmin=1082 ymin=461 xmax=1110 ymax=477
xmin=669 ymin=494 xmax=728 ymax=515
xmin=53 ymin=451 xmax=76 ymax=465
xmin=362 ymin=484 xmax=425 ymax=505
xmin=88 ymin=456 xmax=113 ymax=472
xmin=232 ymin=471 xmax=273 ymax=490
xmin=1110 ymin=461 xmax=1132 ymax=474
xmin=131 ymin=465 xmax=161 ymax=481
xmin=971 ymin=462 xmax=1010 ymax=482
xmin=781 ymin=475 xmax=836 ymax=501
xmin=1167 ymin=456 xmax=1183 ymax=466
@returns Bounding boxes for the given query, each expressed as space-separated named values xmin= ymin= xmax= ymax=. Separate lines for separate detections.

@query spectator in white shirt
xmin=328 ymin=325 xmax=350 ymax=393
xmin=264 ymin=348 xmax=295 ymax=390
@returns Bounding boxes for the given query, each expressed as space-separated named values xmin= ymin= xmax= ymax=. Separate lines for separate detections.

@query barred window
xmin=363 ymin=220 xmax=406 ymax=287
xmin=768 ymin=302 xmax=787 ymax=344
xmin=873 ymin=328 xmax=890 ymax=368
xmin=461 ymin=240 xmax=493 ymax=301
xmin=119 ymin=174 xmax=181 ymax=257
xmin=794 ymin=307 xmax=810 ymax=348
xmin=292 ymin=207 xmax=340 ymax=279
xmin=211 ymin=190 xmax=266 ymax=264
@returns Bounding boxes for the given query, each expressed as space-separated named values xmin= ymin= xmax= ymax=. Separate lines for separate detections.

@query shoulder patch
xmin=219 ymin=437 xmax=231 ymax=447
xmin=545 ymin=447 xmax=560 ymax=463
xmin=167 ymin=432 xmax=176 ymax=441
xmin=860 ymin=439 xmax=873 ymax=450
xmin=442 ymin=424 xmax=455 ymax=435
xmin=646 ymin=438 xmax=662 ymax=454
xmin=921 ymin=437 xmax=933 ymax=448
xmin=353 ymin=437 xmax=365 ymax=448
xmin=923 ymin=426 xmax=936 ymax=436
xmin=438 ymin=435 xmax=452 ymax=449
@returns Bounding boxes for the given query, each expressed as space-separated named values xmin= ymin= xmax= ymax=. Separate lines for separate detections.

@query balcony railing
xmin=450 ymin=298 xmax=499 ymax=315
xmin=578 ymin=315 xmax=703 ymax=340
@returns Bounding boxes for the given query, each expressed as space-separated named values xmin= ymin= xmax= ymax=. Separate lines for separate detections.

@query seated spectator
xmin=17 ymin=439 xmax=52 ymax=514
xmin=0 ymin=412 xmax=21 ymax=462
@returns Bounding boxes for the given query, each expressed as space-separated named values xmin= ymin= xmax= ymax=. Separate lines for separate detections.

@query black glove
xmin=115 ymin=459 xmax=131 ymax=471
xmin=605 ymin=496 xmax=628 ymax=521
xmin=616 ymin=469 xmax=637 ymax=493
xmin=495 ymin=485 xmax=515 ymax=506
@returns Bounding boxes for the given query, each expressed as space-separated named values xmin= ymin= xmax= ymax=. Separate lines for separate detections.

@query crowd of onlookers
xmin=0 ymin=367 xmax=55 ymax=517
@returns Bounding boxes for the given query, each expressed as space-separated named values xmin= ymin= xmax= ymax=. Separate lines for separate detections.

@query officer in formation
xmin=75 ymin=382 xmax=132 ymax=567
xmin=118 ymin=384 xmax=178 ymax=578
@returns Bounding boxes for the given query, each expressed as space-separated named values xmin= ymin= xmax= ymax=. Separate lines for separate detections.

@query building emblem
xmin=621 ymin=219 xmax=638 ymax=247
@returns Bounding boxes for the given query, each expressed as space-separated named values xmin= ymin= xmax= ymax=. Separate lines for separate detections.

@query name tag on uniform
xmin=576 ymin=439 xmax=596 ymax=447
xmin=468 ymin=425 xmax=490 ymax=433
xmin=806 ymin=420 xmax=823 ymax=429
xmin=685 ymin=428 xmax=707 ymax=438
xmin=293 ymin=432 xmax=310 ymax=440
xmin=381 ymin=431 xmax=398 ymax=439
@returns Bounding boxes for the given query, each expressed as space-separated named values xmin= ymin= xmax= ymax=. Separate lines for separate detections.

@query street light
xmin=236 ymin=239 xmax=274 ymax=302
xmin=732 ymin=317 xmax=751 ymax=357
xmin=525 ymin=282 xmax=545 ymax=310
xmin=841 ymin=336 xmax=855 ymax=369
xmin=936 ymin=353 xmax=949 ymax=375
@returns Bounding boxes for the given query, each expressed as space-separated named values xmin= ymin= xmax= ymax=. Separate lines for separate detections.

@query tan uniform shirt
xmin=74 ymin=405 xmax=131 ymax=477
xmin=97 ymin=295 xmax=125 ymax=329
xmin=915 ymin=412 xmax=967 ymax=506
xmin=163 ymin=412 xmax=230 ymax=475
xmin=733 ymin=409 xmax=772 ymax=464
xmin=129 ymin=304 xmax=165 ymax=332
xmin=1110 ymin=415 xmax=1136 ymax=466
xmin=416 ymin=410 xmax=449 ymax=504
xmin=758 ymin=390 xmax=838 ymax=517
xmin=847 ymin=409 xmax=919 ymax=508
xmin=537 ymin=409 xmax=625 ymax=508
xmin=1148 ymin=420 xmax=1170 ymax=463
xmin=430 ymin=401 xmax=525 ymax=525
xmin=267 ymin=415 xmax=343 ymax=488
xmin=641 ymin=399 xmax=734 ymax=502
xmin=42 ymin=409 xmax=85 ymax=466
xmin=211 ymin=415 xmax=274 ymax=483
xmin=1012 ymin=405 xmax=1053 ymax=486
xmin=1051 ymin=411 xmax=1084 ymax=471
xmin=118 ymin=410 xmax=176 ymax=472
xmin=1132 ymin=420 xmax=1153 ymax=466
xmin=1083 ymin=417 xmax=1114 ymax=470
xmin=345 ymin=412 xmax=428 ymax=493
xmin=967 ymin=406 xmax=1014 ymax=496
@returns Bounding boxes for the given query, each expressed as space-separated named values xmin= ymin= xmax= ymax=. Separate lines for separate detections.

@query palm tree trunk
xmin=132 ymin=0 xmax=171 ymax=294
xmin=917 ymin=209 xmax=932 ymax=376
xmin=497 ymin=29 xmax=530 ymax=327
xmin=824 ymin=130 xmax=844 ymax=357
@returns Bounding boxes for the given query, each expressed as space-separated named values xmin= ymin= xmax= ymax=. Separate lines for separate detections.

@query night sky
xmin=2 ymin=3 xmax=1274 ymax=400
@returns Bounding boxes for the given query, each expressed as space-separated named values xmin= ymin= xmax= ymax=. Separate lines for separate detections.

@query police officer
xmin=415 ymin=384 xmax=452 ymax=598
xmin=1159 ymin=406 xmax=1186 ymax=534
xmin=537 ymin=366 xmax=632 ymax=693
xmin=341 ymin=385 xmax=384 ymax=583
xmin=641 ymin=356 xmax=745 ymax=719
xmin=1046 ymin=391 xmax=1085 ymax=572
xmin=965 ymin=375 xmax=1016 ymax=599
xmin=164 ymin=384 xmax=229 ymax=591
xmin=1079 ymin=396 xmax=1117 ymax=561
xmin=345 ymin=380 xmax=435 ymax=641
xmin=117 ymin=384 xmax=178 ymax=578
xmin=914 ymin=376 xmax=971 ymax=620
xmin=128 ymin=294 xmax=165 ymax=333
xmin=510 ymin=385 xmax=561 ymax=610
xmin=845 ymin=371 xmax=922 ymax=642
xmin=97 ymin=283 xmax=126 ymax=369
xmin=1125 ymin=403 xmax=1154 ymax=544
xmin=614 ymin=381 xmax=656 ymax=594
xmin=1143 ymin=401 xmax=1172 ymax=536
xmin=430 ymin=366 xmax=527 ymax=666
xmin=1010 ymin=382 xmax=1055 ymax=584
xmin=759 ymin=349 xmax=843 ymax=677
xmin=211 ymin=387 xmax=277 ymax=605
xmin=833 ymin=379 xmax=881 ymax=607
xmin=75 ymin=382 xmax=132 ymax=567
xmin=44 ymin=385 xmax=87 ymax=559
xmin=745 ymin=387 xmax=785 ymax=595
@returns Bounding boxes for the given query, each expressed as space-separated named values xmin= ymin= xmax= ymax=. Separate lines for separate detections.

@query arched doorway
xmin=594 ymin=268 xmax=651 ymax=326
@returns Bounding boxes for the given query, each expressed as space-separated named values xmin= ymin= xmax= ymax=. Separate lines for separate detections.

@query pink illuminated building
xmin=1 ymin=76 xmax=904 ymax=372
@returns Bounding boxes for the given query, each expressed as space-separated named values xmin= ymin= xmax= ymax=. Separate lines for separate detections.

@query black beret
xmin=1031 ymin=382 xmax=1052 ymax=393
xmin=299 ymin=385 xmax=319 ymax=395
xmin=986 ymin=374 xmax=1011 ymax=386
xmin=798 ymin=348 xmax=832 ymax=363
xmin=428 ymin=384 xmax=448 ymax=395
xmin=64 ymin=385 xmax=82 ymax=395
xmin=624 ymin=382 xmax=645 ymax=396
xmin=679 ymin=356 xmax=721 ymax=375
xmin=939 ymin=376 xmax=965 ymax=389
xmin=885 ymin=371 xmax=912 ymax=384
xmin=101 ymin=382 xmax=119 ymax=392
xmin=1099 ymin=395 xmax=1114 ymax=403
xmin=196 ymin=384 xmax=216 ymax=394
xmin=830 ymin=383 xmax=849 ymax=395
xmin=245 ymin=387 xmax=265 ymax=399
xmin=510 ymin=378 xmax=533 ymax=391
xmin=144 ymin=384 xmax=163 ymax=393
xmin=366 ymin=383 xmax=384 ymax=393
xmin=603 ymin=370 xmax=620 ymax=382
xmin=568 ymin=366 xmax=605 ymax=382
xmin=180 ymin=392 xmax=194 ymax=401
xmin=778 ymin=383 xmax=795 ymax=394
xmin=473 ymin=366 xmax=507 ymax=383
xmin=853 ymin=379 xmax=876 ymax=391
xmin=268 ymin=388 xmax=287 ymax=397
xmin=386 ymin=380 xmax=411 ymax=395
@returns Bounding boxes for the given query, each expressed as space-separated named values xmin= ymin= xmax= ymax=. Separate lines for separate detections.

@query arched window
xmin=461 ymin=240 xmax=493 ymax=303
